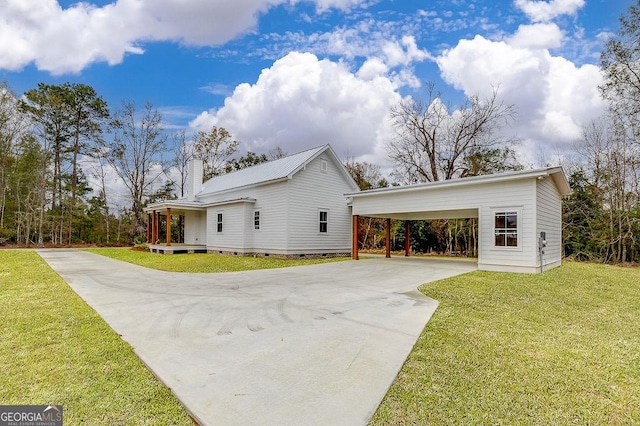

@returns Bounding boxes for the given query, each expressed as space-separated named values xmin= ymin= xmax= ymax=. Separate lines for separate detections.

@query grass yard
xmin=0 ymin=250 xmax=192 ymax=425
xmin=371 ymin=261 xmax=640 ymax=425
xmin=84 ymin=247 xmax=349 ymax=272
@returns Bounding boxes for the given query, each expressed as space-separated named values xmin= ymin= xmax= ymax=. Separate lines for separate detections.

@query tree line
xmin=1 ymin=2 xmax=639 ymax=263
xmin=0 ymin=83 xmax=264 ymax=246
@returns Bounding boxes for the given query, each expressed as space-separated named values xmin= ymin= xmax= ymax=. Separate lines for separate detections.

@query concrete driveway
xmin=38 ymin=250 xmax=476 ymax=426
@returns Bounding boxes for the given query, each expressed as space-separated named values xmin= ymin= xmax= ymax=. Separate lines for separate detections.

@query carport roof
xmin=346 ymin=166 xmax=571 ymax=198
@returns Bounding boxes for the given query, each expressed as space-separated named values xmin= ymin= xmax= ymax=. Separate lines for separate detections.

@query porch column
xmin=385 ymin=218 xmax=391 ymax=258
xmin=152 ymin=210 xmax=157 ymax=244
xmin=405 ymin=220 xmax=411 ymax=256
xmin=352 ymin=215 xmax=359 ymax=260
xmin=146 ymin=213 xmax=151 ymax=243
xmin=166 ymin=208 xmax=172 ymax=246
xmin=155 ymin=211 xmax=160 ymax=244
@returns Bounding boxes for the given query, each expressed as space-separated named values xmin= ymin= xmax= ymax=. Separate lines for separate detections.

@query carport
xmin=350 ymin=209 xmax=478 ymax=259
xmin=347 ymin=167 xmax=571 ymax=273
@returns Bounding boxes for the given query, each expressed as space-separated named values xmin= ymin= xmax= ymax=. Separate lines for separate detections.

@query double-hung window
xmin=254 ymin=210 xmax=260 ymax=230
xmin=494 ymin=211 xmax=518 ymax=247
xmin=319 ymin=211 xmax=328 ymax=233
xmin=217 ymin=213 xmax=223 ymax=233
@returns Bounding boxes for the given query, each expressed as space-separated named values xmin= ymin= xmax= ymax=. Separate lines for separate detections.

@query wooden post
xmin=405 ymin=220 xmax=410 ymax=257
xmin=146 ymin=213 xmax=151 ymax=243
xmin=155 ymin=211 xmax=160 ymax=244
xmin=152 ymin=210 xmax=157 ymax=244
xmin=385 ymin=218 xmax=391 ymax=258
xmin=352 ymin=215 xmax=359 ymax=260
xmin=166 ymin=208 xmax=172 ymax=246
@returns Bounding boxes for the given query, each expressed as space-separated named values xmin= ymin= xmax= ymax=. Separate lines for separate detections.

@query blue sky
xmin=0 ymin=0 xmax=631 ymax=168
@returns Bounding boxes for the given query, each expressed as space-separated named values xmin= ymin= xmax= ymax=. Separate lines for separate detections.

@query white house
xmin=347 ymin=167 xmax=571 ymax=273
xmin=145 ymin=145 xmax=360 ymax=258
xmin=145 ymin=143 xmax=570 ymax=273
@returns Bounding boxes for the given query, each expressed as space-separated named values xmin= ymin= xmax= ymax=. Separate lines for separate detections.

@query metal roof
xmin=346 ymin=166 xmax=571 ymax=198
xmin=198 ymin=145 xmax=329 ymax=195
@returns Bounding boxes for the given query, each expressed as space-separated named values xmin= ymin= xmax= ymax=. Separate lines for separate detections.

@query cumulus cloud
xmin=508 ymin=23 xmax=564 ymax=49
xmin=515 ymin=0 xmax=585 ymax=22
xmin=0 ymin=0 xmax=374 ymax=74
xmin=437 ymin=28 xmax=605 ymax=163
xmin=191 ymin=52 xmax=400 ymax=163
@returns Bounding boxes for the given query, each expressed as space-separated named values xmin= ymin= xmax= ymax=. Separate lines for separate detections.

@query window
xmin=217 ymin=213 xmax=223 ymax=233
xmin=254 ymin=210 xmax=260 ymax=230
xmin=494 ymin=211 xmax=518 ymax=247
xmin=319 ymin=211 xmax=328 ymax=233
xmin=320 ymin=159 xmax=328 ymax=173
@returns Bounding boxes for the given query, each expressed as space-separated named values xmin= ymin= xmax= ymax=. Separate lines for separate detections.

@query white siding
xmin=206 ymin=204 xmax=251 ymax=253
xmin=197 ymin=154 xmax=355 ymax=255
xmin=287 ymin=155 xmax=354 ymax=253
xmin=199 ymin=182 xmax=290 ymax=253
xmin=183 ymin=210 xmax=206 ymax=244
xmin=536 ymin=176 xmax=563 ymax=268
xmin=247 ymin=182 xmax=290 ymax=253
xmin=352 ymin=178 xmax=539 ymax=271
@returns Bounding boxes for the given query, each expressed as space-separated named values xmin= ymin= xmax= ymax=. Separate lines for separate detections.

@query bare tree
xmin=192 ymin=126 xmax=238 ymax=179
xmin=386 ymin=83 xmax=518 ymax=184
xmin=600 ymin=2 xmax=640 ymax=119
xmin=170 ymin=130 xmax=193 ymax=197
xmin=0 ymin=82 xmax=29 ymax=231
xmin=578 ymin=117 xmax=639 ymax=262
xmin=103 ymin=101 xmax=167 ymax=237
xmin=268 ymin=146 xmax=288 ymax=160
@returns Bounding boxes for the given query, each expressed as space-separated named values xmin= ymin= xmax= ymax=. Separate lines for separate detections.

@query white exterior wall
xmin=352 ymin=178 xmax=540 ymax=272
xmin=536 ymin=176 xmax=563 ymax=270
xmin=287 ymin=155 xmax=354 ymax=253
xmin=247 ymin=182 xmax=290 ymax=254
xmin=194 ymin=155 xmax=355 ymax=255
xmin=206 ymin=203 xmax=252 ymax=253
xmin=198 ymin=182 xmax=290 ymax=254
xmin=479 ymin=179 xmax=537 ymax=273
xmin=183 ymin=210 xmax=206 ymax=245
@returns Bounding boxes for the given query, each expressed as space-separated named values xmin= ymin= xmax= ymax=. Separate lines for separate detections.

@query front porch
xmin=149 ymin=243 xmax=207 ymax=254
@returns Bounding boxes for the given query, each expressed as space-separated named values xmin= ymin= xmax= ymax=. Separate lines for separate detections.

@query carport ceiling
xmin=364 ymin=208 xmax=479 ymax=220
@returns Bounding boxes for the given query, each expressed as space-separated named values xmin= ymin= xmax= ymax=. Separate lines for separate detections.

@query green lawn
xmin=371 ymin=262 xmax=640 ymax=425
xmin=4 ymin=249 xmax=639 ymax=425
xmin=84 ymin=247 xmax=349 ymax=272
xmin=0 ymin=250 xmax=192 ymax=425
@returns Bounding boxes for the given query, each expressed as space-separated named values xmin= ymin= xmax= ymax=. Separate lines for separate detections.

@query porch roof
xmin=144 ymin=197 xmax=256 ymax=214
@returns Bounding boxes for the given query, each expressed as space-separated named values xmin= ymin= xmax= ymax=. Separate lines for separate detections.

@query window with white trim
xmin=494 ymin=211 xmax=518 ymax=247
xmin=254 ymin=210 xmax=260 ymax=230
xmin=319 ymin=210 xmax=328 ymax=233
xmin=217 ymin=212 xmax=223 ymax=233
xmin=320 ymin=159 xmax=328 ymax=173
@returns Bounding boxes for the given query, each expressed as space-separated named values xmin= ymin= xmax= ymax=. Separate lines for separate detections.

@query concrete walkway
xmin=38 ymin=250 xmax=476 ymax=426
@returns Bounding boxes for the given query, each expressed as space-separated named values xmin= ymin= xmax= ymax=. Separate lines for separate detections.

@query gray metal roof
xmin=346 ymin=166 xmax=571 ymax=197
xmin=199 ymin=145 xmax=328 ymax=195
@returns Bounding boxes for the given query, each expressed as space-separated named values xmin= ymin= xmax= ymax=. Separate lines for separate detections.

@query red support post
xmin=151 ymin=211 xmax=156 ymax=244
xmin=146 ymin=213 xmax=151 ymax=243
xmin=352 ymin=215 xmax=359 ymax=260
xmin=385 ymin=218 xmax=391 ymax=258
xmin=166 ymin=208 xmax=172 ymax=246
xmin=405 ymin=220 xmax=411 ymax=257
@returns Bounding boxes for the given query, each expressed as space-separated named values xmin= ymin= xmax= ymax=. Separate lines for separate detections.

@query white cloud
xmin=437 ymin=32 xmax=606 ymax=164
xmin=514 ymin=0 xmax=585 ymax=22
xmin=0 ymin=0 xmax=373 ymax=74
xmin=191 ymin=52 xmax=400 ymax=163
xmin=307 ymin=0 xmax=372 ymax=13
xmin=508 ymin=23 xmax=564 ymax=49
